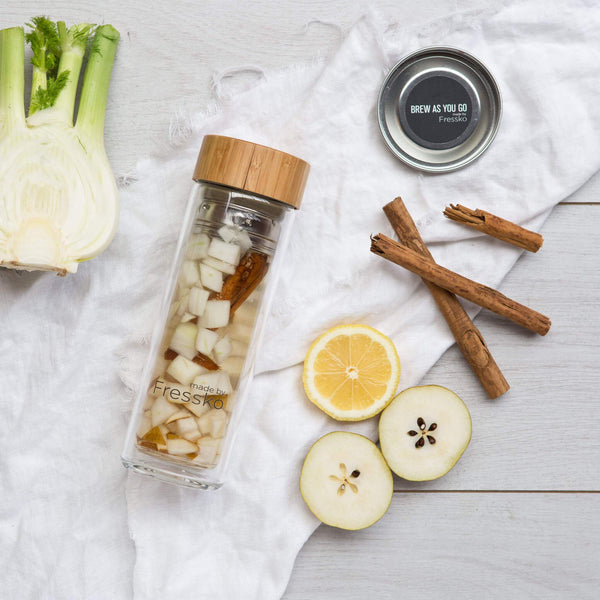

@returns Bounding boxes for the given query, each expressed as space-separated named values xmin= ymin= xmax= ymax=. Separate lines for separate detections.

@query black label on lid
xmin=400 ymin=74 xmax=478 ymax=150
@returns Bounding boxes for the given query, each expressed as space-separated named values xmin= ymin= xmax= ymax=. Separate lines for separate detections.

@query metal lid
xmin=193 ymin=135 xmax=311 ymax=209
xmin=378 ymin=47 xmax=501 ymax=173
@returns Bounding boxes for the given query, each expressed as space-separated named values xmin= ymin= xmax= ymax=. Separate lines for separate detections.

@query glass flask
xmin=122 ymin=135 xmax=310 ymax=489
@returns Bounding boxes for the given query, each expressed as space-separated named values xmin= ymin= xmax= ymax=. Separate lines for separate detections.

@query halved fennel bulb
xmin=0 ymin=20 xmax=120 ymax=274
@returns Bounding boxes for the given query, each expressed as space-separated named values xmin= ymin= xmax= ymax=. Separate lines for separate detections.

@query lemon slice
xmin=303 ymin=324 xmax=401 ymax=421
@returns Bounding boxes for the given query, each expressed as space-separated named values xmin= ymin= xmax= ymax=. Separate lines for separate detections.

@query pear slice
xmin=166 ymin=355 xmax=206 ymax=385
xmin=208 ymin=238 xmax=241 ymax=265
xmin=299 ymin=432 xmax=393 ymax=531
xmin=151 ymin=395 xmax=179 ymax=427
xmin=195 ymin=436 xmax=222 ymax=466
xmin=165 ymin=409 xmax=193 ymax=424
xmin=165 ymin=422 xmax=179 ymax=434
xmin=202 ymin=256 xmax=236 ymax=275
xmin=172 ymin=416 xmax=202 ymax=442
xmin=186 ymin=233 xmax=210 ymax=260
xmin=141 ymin=425 xmax=168 ymax=451
xmin=218 ymin=225 xmax=252 ymax=254
xmin=198 ymin=300 xmax=230 ymax=329
xmin=166 ymin=437 xmax=198 ymax=455
xmin=179 ymin=260 xmax=200 ymax=287
xmin=195 ymin=410 xmax=225 ymax=438
xmin=379 ymin=385 xmax=472 ymax=481
xmin=169 ymin=322 xmax=198 ymax=360
xmin=138 ymin=410 xmax=152 ymax=437
xmin=208 ymin=410 xmax=227 ymax=438
xmin=188 ymin=286 xmax=210 ymax=317
xmin=213 ymin=335 xmax=232 ymax=363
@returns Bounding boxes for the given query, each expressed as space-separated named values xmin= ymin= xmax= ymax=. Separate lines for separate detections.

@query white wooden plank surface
xmin=283 ymin=493 xmax=600 ymax=599
xmin=1 ymin=2 xmax=598 ymax=599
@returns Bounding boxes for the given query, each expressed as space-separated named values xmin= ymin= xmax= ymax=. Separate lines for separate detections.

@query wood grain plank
xmin=283 ymin=493 xmax=600 ymax=599
xmin=559 ymin=168 xmax=600 ymax=205
xmin=394 ymin=204 xmax=600 ymax=490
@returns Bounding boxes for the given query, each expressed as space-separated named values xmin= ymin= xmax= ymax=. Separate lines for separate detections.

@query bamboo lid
xmin=193 ymin=135 xmax=310 ymax=209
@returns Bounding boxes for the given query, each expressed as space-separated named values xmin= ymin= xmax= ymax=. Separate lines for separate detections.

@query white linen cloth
xmin=2 ymin=1 xmax=600 ymax=598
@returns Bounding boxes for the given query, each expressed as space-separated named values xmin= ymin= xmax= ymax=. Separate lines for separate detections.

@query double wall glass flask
xmin=122 ymin=135 xmax=310 ymax=489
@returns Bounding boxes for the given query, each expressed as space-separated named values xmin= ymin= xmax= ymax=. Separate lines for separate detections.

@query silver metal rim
xmin=377 ymin=46 xmax=502 ymax=173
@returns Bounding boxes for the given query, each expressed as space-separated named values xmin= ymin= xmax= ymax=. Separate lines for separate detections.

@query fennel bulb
xmin=0 ymin=18 xmax=120 ymax=274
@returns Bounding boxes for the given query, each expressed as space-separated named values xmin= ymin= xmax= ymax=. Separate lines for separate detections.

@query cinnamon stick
xmin=383 ymin=198 xmax=509 ymax=399
xmin=444 ymin=204 xmax=543 ymax=252
xmin=192 ymin=353 xmax=220 ymax=371
xmin=213 ymin=251 xmax=268 ymax=314
xmin=164 ymin=348 xmax=178 ymax=361
xmin=370 ymin=233 xmax=551 ymax=336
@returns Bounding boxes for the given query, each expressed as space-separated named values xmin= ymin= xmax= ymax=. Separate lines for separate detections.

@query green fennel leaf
xmin=71 ymin=23 xmax=96 ymax=45
xmin=30 ymin=70 xmax=70 ymax=113
xmin=25 ymin=16 xmax=60 ymax=75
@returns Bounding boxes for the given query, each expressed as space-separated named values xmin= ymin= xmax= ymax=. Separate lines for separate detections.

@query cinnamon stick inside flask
xmin=383 ymin=198 xmax=509 ymax=399
xmin=192 ymin=353 xmax=220 ymax=371
xmin=370 ymin=233 xmax=551 ymax=336
xmin=212 ymin=251 xmax=268 ymax=314
xmin=444 ymin=204 xmax=544 ymax=252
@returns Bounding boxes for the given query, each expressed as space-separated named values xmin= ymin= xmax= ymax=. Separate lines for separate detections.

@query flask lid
xmin=193 ymin=135 xmax=311 ymax=209
xmin=377 ymin=47 xmax=501 ymax=172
